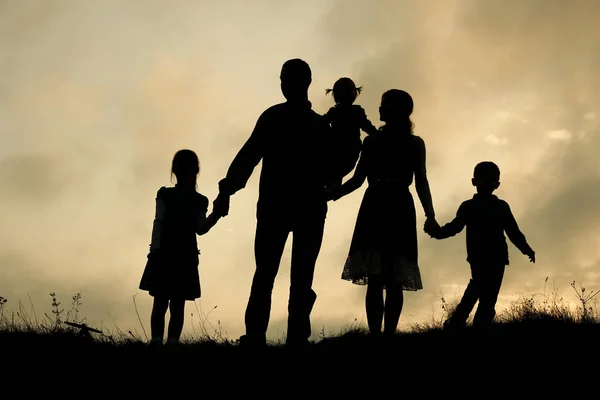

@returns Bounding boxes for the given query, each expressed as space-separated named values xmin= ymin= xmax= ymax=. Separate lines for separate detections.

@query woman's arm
xmin=414 ymin=136 xmax=436 ymax=219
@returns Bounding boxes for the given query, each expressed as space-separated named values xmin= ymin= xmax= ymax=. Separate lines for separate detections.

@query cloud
xmin=546 ymin=129 xmax=572 ymax=141
xmin=2 ymin=0 xmax=600 ymax=340
xmin=315 ymin=0 xmax=600 ymax=322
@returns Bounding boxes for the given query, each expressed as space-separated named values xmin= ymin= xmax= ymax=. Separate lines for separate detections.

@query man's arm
xmin=432 ymin=202 xmax=468 ymax=239
xmin=330 ymin=148 xmax=367 ymax=201
xmin=214 ymin=111 xmax=270 ymax=216
xmin=503 ymin=202 xmax=535 ymax=258
xmin=218 ymin=111 xmax=270 ymax=197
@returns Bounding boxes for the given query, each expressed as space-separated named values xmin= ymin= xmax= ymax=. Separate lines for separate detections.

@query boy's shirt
xmin=435 ymin=193 xmax=533 ymax=265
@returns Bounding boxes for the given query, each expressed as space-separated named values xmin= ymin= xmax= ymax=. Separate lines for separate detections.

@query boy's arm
xmin=433 ymin=203 xmax=468 ymax=239
xmin=503 ymin=202 xmax=535 ymax=258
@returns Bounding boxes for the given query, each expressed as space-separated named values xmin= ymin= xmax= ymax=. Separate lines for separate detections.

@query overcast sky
xmin=1 ymin=0 xmax=599 ymax=341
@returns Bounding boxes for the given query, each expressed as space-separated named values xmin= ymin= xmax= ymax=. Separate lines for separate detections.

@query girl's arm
xmin=414 ymin=136 xmax=436 ymax=219
xmin=149 ymin=189 xmax=166 ymax=252
xmin=196 ymin=211 xmax=221 ymax=236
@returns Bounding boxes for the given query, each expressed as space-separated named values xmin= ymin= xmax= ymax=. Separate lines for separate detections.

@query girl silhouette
xmin=328 ymin=89 xmax=438 ymax=338
xmin=139 ymin=149 xmax=222 ymax=346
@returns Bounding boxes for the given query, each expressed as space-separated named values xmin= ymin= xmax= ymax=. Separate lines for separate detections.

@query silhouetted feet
xmin=285 ymin=338 xmax=311 ymax=351
xmin=148 ymin=337 xmax=163 ymax=349
xmin=443 ymin=320 xmax=467 ymax=331
xmin=237 ymin=334 xmax=267 ymax=350
xmin=165 ymin=337 xmax=180 ymax=347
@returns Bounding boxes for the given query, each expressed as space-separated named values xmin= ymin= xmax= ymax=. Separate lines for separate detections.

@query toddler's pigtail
xmin=356 ymin=86 xmax=363 ymax=95
xmin=325 ymin=88 xmax=333 ymax=95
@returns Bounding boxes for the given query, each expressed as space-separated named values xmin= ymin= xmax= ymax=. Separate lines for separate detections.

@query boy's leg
xmin=472 ymin=263 xmax=506 ymax=327
xmin=167 ymin=299 xmax=186 ymax=343
xmin=445 ymin=264 xmax=481 ymax=328
xmin=150 ymin=296 xmax=169 ymax=344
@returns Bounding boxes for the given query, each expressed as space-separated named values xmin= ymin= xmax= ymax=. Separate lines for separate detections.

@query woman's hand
xmin=424 ymin=216 xmax=440 ymax=237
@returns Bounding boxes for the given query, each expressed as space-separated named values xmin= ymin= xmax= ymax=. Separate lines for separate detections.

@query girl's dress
xmin=325 ymin=104 xmax=378 ymax=182
xmin=341 ymin=127 xmax=429 ymax=291
xmin=139 ymin=185 xmax=209 ymax=300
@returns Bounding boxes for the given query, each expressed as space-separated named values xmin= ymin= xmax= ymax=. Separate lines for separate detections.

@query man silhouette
xmin=213 ymin=59 xmax=339 ymax=348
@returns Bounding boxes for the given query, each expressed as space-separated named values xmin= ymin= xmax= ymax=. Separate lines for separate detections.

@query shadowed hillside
xmin=2 ymin=280 xmax=599 ymax=362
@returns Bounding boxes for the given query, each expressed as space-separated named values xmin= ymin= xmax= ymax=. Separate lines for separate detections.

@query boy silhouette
xmin=426 ymin=161 xmax=535 ymax=329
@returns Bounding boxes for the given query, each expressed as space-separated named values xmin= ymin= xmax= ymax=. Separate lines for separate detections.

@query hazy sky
xmin=1 ymin=0 xmax=599 ymax=341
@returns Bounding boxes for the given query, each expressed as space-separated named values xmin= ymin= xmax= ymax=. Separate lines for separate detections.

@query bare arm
xmin=196 ymin=212 xmax=221 ymax=236
xmin=414 ymin=137 xmax=436 ymax=218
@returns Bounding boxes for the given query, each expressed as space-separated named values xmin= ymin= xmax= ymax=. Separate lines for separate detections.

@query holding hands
xmin=423 ymin=216 xmax=440 ymax=238
xmin=213 ymin=193 xmax=230 ymax=217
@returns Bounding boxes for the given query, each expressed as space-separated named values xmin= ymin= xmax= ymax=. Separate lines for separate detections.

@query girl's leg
xmin=167 ymin=299 xmax=186 ymax=342
xmin=365 ymin=274 xmax=384 ymax=336
xmin=150 ymin=297 xmax=169 ymax=343
xmin=383 ymin=281 xmax=404 ymax=337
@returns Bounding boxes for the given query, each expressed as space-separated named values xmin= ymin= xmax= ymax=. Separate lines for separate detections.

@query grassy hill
xmin=1 ymin=281 xmax=599 ymax=390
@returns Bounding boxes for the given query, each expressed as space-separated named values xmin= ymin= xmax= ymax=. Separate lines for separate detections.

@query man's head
xmin=472 ymin=161 xmax=501 ymax=194
xmin=280 ymin=58 xmax=311 ymax=101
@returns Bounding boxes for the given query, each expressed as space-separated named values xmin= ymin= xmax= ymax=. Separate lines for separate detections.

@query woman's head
xmin=379 ymin=89 xmax=414 ymax=133
xmin=326 ymin=77 xmax=362 ymax=105
xmin=171 ymin=149 xmax=200 ymax=187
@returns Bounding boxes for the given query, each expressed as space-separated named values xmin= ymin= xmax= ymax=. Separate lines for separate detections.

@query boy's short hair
xmin=473 ymin=161 xmax=500 ymax=183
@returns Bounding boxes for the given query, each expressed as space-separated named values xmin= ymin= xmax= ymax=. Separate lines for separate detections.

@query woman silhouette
xmin=328 ymin=89 xmax=438 ymax=337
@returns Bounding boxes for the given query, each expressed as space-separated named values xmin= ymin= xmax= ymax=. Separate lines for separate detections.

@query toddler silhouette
xmin=325 ymin=77 xmax=378 ymax=186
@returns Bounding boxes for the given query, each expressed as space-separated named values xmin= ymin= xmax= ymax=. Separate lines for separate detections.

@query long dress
xmin=340 ymin=127 xmax=433 ymax=290
xmin=139 ymin=185 xmax=209 ymax=300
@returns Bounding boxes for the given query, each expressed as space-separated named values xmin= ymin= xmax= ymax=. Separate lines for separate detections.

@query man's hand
xmin=213 ymin=193 xmax=230 ymax=217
